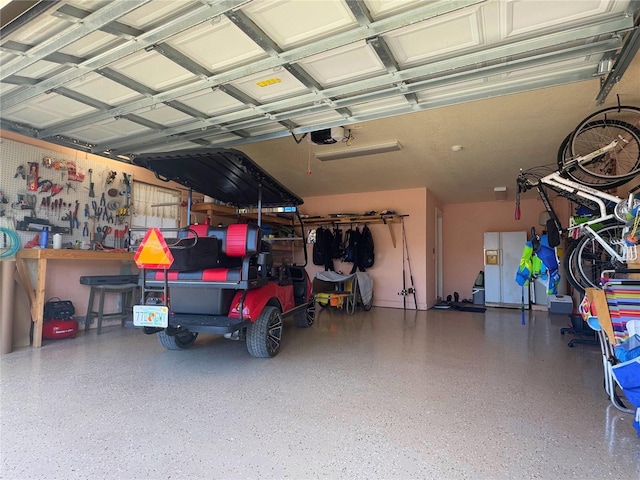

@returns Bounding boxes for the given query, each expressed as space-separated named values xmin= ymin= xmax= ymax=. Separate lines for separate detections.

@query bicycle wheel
xmin=563 ymin=239 xmax=586 ymax=295
xmin=573 ymin=223 xmax=626 ymax=291
xmin=569 ymin=106 xmax=640 ymax=182
xmin=557 ymin=132 xmax=629 ymax=190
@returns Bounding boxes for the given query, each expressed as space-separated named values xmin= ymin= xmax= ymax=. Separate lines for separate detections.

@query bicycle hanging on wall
xmin=516 ymin=105 xmax=640 ymax=295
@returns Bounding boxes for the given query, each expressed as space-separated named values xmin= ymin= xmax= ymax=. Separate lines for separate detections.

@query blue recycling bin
xmin=612 ymin=358 xmax=640 ymax=408
xmin=612 ymin=357 xmax=640 ymax=437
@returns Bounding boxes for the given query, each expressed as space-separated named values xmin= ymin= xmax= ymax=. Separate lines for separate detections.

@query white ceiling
xmin=1 ymin=0 xmax=639 ymax=203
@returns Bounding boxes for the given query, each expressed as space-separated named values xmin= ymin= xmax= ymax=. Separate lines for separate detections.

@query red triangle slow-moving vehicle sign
xmin=134 ymin=228 xmax=174 ymax=269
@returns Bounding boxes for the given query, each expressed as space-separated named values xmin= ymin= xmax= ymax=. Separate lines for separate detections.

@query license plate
xmin=133 ymin=305 xmax=169 ymax=328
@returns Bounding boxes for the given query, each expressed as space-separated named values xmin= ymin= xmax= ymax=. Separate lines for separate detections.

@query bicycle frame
xmin=563 ymin=137 xmax=621 ymax=171
xmin=542 ymin=172 xmax=620 ymax=225
xmin=525 ymin=171 xmax=633 ymax=264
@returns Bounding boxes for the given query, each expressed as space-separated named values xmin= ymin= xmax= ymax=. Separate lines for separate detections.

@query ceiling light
xmin=451 ymin=145 xmax=463 ymax=152
xmin=315 ymin=141 xmax=402 ymax=161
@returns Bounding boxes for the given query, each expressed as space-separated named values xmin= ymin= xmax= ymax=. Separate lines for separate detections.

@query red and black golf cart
xmin=130 ymin=148 xmax=314 ymax=357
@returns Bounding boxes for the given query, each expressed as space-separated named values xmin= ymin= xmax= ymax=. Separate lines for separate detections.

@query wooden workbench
xmin=15 ymin=249 xmax=135 ymax=348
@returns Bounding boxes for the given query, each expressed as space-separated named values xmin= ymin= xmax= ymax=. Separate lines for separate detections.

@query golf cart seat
xmin=146 ymin=223 xmax=265 ymax=286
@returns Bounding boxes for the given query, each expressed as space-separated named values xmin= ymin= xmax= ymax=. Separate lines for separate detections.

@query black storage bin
xmin=170 ymin=287 xmax=236 ymax=315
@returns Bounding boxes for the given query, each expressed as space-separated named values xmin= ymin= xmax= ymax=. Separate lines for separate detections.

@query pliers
xmin=14 ymin=165 xmax=25 ymax=179
xmin=102 ymin=209 xmax=114 ymax=223
xmin=82 ymin=222 xmax=89 ymax=237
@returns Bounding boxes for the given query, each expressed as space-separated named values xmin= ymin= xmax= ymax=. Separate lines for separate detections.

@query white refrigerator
xmin=484 ymin=231 xmax=529 ymax=308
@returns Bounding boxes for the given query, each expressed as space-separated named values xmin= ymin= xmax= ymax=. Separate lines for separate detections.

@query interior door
xmin=435 ymin=207 xmax=443 ymax=301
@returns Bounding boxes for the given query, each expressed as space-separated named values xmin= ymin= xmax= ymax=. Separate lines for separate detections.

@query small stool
xmin=85 ymin=283 xmax=138 ymax=334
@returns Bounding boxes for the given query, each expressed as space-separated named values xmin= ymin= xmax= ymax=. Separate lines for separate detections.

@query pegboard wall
xmin=0 ymin=138 xmax=134 ymax=249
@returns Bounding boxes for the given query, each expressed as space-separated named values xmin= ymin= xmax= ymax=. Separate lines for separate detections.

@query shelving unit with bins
xmin=191 ymin=202 xmax=295 ymax=226
xmin=264 ymin=237 xmax=305 ymax=265
xmin=191 ymin=201 xmax=305 ymax=264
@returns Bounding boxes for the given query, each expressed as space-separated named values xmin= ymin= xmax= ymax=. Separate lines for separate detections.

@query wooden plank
xmin=586 ymin=287 xmax=616 ymax=345
xmin=16 ymin=249 xmax=135 ymax=261
xmin=302 ymin=214 xmax=401 ymax=226
xmin=387 ymin=221 xmax=396 ymax=248
xmin=31 ymin=258 xmax=47 ymax=348
xmin=14 ymin=258 xmax=35 ymax=307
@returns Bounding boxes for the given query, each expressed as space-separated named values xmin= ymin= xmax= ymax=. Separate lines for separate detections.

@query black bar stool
xmin=80 ymin=276 xmax=138 ymax=334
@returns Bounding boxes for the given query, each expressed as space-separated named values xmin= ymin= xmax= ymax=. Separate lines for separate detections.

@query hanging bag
xmin=358 ymin=225 xmax=375 ymax=270
xmin=342 ymin=228 xmax=356 ymax=263
xmin=313 ymin=227 xmax=326 ymax=266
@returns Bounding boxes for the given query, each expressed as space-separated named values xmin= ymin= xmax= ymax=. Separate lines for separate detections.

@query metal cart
xmin=314 ymin=271 xmax=373 ymax=315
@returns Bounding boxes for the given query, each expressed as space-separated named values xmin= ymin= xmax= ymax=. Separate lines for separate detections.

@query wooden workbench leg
xmin=32 ymin=258 xmax=47 ymax=348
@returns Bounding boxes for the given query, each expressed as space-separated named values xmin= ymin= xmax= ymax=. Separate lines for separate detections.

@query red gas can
xmin=42 ymin=319 xmax=79 ymax=340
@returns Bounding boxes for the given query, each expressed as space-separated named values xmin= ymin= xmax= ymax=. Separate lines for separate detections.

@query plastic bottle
xmin=40 ymin=227 xmax=49 ymax=248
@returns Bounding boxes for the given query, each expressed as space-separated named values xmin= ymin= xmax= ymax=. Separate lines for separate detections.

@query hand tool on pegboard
xmin=14 ymin=165 xmax=25 ymax=179
xmin=73 ymin=201 xmax=79 ymax=224
xmin=122 ymin=172 xmax=131 ymax=207
xmin=88 ymin=168 xmax=95 ymax=197
xmin=61 ymin=211 xmax=72 ymax=232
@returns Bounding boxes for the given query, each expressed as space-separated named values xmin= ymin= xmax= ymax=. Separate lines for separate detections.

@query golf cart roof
xmin=133 ymin=148 xmax=303 ymax=208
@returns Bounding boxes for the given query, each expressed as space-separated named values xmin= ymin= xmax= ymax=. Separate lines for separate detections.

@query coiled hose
xmin=0 ymin=227 xmax=21 ymax=259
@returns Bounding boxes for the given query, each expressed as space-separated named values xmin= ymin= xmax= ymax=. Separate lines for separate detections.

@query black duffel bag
xmin=169 ymin=236 xmax=219 ymax=271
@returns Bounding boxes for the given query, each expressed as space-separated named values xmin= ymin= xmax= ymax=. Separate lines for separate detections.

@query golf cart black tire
xmin=158 ymin=329 xmax=198 ymax=350
xmin=294 ymin=302 xmax=315 ymax=328
xmin=247 ymin=306 xmax=283 ymax=358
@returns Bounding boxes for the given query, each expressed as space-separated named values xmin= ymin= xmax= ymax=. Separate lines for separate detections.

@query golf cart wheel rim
xmin=267 ymin=312 xmax=283 ymax=354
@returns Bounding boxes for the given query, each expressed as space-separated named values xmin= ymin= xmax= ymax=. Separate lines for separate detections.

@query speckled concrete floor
xmin=1 ymin=307 xmax=638 ymax=479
